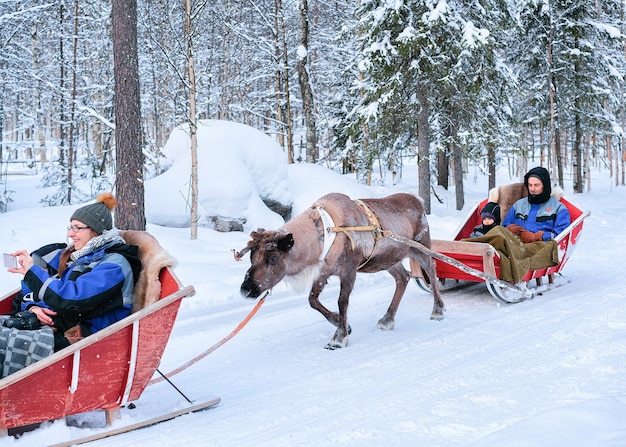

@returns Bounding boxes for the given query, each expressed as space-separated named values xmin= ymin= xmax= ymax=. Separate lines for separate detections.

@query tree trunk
xmin=451 ymin=121 xmax=464 ymax=211
xmin=58 ymin=3 xmax=67 ymax=174
xmin=185 ymin=0 xmax=199 ymax=240
xmin=572 ymin=112 xmax=583 ymax=193
xmin=584 ymin=134 xmax=591 ymax=192
xmin=67 ymin=0 xmax=80 ymax=205
xmin=296 ymin=0 xmax=317 ymax=163
xmin=437 ymin=149 xmax=449 ymax=190
xmin=112 ymin=0 xmax=145 ymax=230
xmin=487 ymin=142 xmax=496 ymax=191
xmin=273 ymin=0 xmax=288 ymax=157
xmin=416 ymin=89 xmax=431 ymax=214
xmin=554 ymin=127 xmax=563 ymax=187
xmin=547 ymin=11 xmax=556 ymax=175
xmin=278 ymin=0 xmax=294 ymax=161
xmin=622 ymin=145 xmax=626 ymax=186
xmin=613 ymin=136 xmax=619 ymax=187
xmin=0 ymin=100 xmax=4 ymax=164
xmin=32 ymin=24 xmax=47 ymax=165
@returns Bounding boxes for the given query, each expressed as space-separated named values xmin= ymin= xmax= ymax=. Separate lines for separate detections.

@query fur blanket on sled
xmin=120 ymin=230 xmax=177 ymax=312
xmin=464 ymin=226 xmax=559 ymax=283
xmin=0 ymin=321 xmax=54 ymax=378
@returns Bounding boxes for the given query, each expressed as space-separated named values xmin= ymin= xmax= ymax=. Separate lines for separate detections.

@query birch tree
xmin=184 ymin=0 xmax=200 ymax=239
xmin=296 ymin=0 xmax=317 ymax=163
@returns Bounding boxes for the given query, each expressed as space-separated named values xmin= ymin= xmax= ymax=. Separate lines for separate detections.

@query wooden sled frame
xmin=0 ymin=231 xmax=195 ymax=435
xmin=414 ymin=189 xmax=589 ymax=303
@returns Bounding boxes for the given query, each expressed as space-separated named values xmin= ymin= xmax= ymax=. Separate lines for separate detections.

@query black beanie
xmin=481 ymin=201 xmax=501 ymax=226
xmin=524 ymin=166 xmax=551 ymax=204
xmin=70 ymin=193 xmax=116 ymax=234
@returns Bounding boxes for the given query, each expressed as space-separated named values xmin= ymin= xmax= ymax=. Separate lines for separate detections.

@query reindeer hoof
xmin=430 ymin=304 xmax=445 ymax=321
xmin=377 ymin=318 xmax=395 ymax=331
xmin=325 ymin=338 xmax=348 ymax=350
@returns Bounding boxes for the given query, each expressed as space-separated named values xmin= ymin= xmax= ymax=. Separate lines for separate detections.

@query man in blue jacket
xmin=503 ymin=166 xmax=571 ymax=243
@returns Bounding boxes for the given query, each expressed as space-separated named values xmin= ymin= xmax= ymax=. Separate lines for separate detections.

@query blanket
xmin=0 ymin=318 xmax=54 ymax=377
xmin=463 ymin=226 xmax=559 ymax=283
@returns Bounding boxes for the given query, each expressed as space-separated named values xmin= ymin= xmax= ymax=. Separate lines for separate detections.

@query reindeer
xmin=235 ymin=192 xmax=444 ymax=349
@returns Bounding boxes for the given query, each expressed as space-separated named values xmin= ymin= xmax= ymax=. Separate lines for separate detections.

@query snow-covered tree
xmin=507 ymin=0 xmax=626 ymax=190
xmin=345 ymin=0 xmax=508 ymax=211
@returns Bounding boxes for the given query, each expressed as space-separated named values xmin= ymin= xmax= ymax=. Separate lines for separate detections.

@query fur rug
xmin=120 ymin=231 xmax=177 ymax=312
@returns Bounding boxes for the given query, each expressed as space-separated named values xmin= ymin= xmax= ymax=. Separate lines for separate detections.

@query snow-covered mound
xmin=145 ymin=120 xmax=292 ymax=231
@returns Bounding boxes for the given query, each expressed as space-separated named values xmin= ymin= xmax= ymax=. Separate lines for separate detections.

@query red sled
xmin=414 ymin=183 xmax=590 ymax=303
xmin=0 ymin=231 xmax=201 ymax=436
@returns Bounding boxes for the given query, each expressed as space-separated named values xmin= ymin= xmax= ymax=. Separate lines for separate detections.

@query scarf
xmin=69 ymin=228 xmax=126 ymax=262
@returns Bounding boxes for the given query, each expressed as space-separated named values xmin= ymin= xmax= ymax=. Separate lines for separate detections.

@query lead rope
xmin=148 ymin=290 xmax=269 ymax=386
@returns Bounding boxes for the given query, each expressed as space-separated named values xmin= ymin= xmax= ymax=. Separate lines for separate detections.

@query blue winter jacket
xmin=502 ymin=196 xmax=571 ymax=241
xmin=20 ymin=242 xmax=136 ymax=334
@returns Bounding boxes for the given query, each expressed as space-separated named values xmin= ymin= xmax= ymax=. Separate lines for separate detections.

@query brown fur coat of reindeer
xmin=235 ymin=192 xmax=444 ymax=349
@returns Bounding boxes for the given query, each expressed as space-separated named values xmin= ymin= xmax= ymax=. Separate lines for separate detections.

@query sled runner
xmin=409 ymin=184 xmax=589 ymax=303
xmin=0 ymin=231 xmax=217 ymax=436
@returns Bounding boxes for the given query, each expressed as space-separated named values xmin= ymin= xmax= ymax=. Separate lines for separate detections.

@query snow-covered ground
xmin=0 ymin=159 xmax=624 ymax=447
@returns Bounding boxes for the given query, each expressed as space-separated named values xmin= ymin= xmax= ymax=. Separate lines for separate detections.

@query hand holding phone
xmin=3 ymin=253 xmax=18 ymax=269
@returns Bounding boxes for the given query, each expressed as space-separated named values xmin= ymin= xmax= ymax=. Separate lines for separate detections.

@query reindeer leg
xmin=409 ymin=249 xmax=445 ymax=320
xmin=325 ymin=269 xmax=356 ymax=350
xmin=305 ymin=273 xmax=346 ymax=330
xmin=377 ymin=263 xmax=410 ymax=330
xmin=422 ymin=255 xmax=445 ymax=320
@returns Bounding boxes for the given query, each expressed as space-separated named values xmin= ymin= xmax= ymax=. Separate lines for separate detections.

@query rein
xmin=148 ymin=290 xmax=269 ymax=386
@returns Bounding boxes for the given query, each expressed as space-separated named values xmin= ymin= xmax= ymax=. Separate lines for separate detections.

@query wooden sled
xmin=411 ymin=184 xmax=590 ymax=303
xmin=0 ymin=231 xmax=204 ymax=436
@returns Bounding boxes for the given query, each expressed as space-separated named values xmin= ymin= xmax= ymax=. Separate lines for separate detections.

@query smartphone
xmin=3 ymin=253 xmax=18 ymax=269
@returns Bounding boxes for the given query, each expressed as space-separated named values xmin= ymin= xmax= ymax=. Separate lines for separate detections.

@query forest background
xmin=1 ymin=0 xmax=625 ymax=228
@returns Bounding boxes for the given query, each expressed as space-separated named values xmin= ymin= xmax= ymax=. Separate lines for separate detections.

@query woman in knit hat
xmin=502 ymin=166 xmax=571 ymax=242
xmin=4 ymin=193 xmax=140 ymax=354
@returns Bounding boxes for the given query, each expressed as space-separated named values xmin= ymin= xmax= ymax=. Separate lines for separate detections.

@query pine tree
xmin=347 ymin=0 xmax=508 ymax=211
xmin=508 ymin=0 xmax=626 ymax=190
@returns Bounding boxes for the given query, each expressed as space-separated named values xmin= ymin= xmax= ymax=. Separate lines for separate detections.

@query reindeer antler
xmin=232 ymin=246 xmax=251 ymax=262
xmin=233 ymin=229 xmax=267 ymax=262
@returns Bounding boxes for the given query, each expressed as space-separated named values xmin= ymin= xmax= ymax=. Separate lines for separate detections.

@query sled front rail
xmin=0 ymin=267 xmax=193 ymax=434
xmin=429 ymin=240 xmax=500 ymax=282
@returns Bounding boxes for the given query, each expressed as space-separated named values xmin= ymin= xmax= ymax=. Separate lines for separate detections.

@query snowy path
xmin=5 ymin=184 xmax=626 ymax=447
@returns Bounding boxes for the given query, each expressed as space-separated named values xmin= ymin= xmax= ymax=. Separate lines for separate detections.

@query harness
xmin=315 ymin=206 xmax=337 ymax=263
xmin=314 ymin=199 xmax=384 ymax=270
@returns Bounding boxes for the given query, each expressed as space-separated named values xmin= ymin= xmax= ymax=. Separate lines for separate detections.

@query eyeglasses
xmin=67 ymin=225 xmax=90 ymax=233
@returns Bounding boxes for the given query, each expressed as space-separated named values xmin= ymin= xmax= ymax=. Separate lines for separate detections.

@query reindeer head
xmin=238 ymin=229 xmax=295 ymax=299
